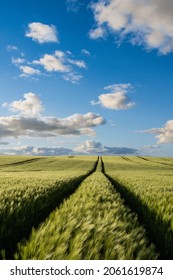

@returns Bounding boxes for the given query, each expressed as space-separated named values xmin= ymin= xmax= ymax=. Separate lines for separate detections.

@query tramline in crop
xmin=15 ymin=158 xmax=157 ymax=260
xmin=0 ymin=156 xmax=98 ymax=259
xmin=1 ymin=155 xmax=172 ymax=260
xmin=103 ymin=156 xmax=173 ymax=259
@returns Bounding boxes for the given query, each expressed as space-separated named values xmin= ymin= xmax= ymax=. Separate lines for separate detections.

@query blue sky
xmin=0 ymin=0 xmax=173 ymax=156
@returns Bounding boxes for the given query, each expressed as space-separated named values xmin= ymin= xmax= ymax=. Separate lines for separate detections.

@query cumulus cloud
xmin=140 ymin=120 xmax=173 ymax=144
xmin=89 ymin=26 xmax=106 ymax=39
xmin=12 ymin=57 xmax=25 ymax=66
xmin=0 ymin=114 xmax=105 ymax=138
xmin=11 ymin=59 xmax=41 ymax=78
xmin=0 ymin=142 xmax=138 ymax=156
xmin=74 ymin=140 xmax=138 ymax=154
xmin=32 ymin=50 xmax=87 ymax=83
xmin=91 ymin=83 xmax=135 ymax=110
xmin=63 ymin=72 xmax=83 ymax=84
xmin=19 ymin=65 xmax=41 ymax=77
xmin=55 ymin=50 xmax=66 ymax=58
xmin=33 ymin=54 xmax=69 ymax=72
xmin=63 ymin=112 xmax=105 ymax=128
xmin=26 ymin=22 xmax=58 ymax=43
xmin=67 ymin=59 xmax=87 ymax=69
xmin=33 ymin=52 xmax=86 ymax=72
xmin=10 ymin=47 xmax=87 ymax=83
xmin=0 ymin=94 xmax=105 ymax=139
xmin=3 ymin=93 xmax=44 ymax=117
xmin=90 ymin=0 xmax=173 ymax=54
xmin=0 ymin=145 xmax=73 ymax=156
xmin=74 ymin=140 xmax=106 ymax=153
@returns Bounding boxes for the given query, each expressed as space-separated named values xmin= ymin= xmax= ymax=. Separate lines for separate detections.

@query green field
xmin=0 ymin=155 xmax=172 ymax=260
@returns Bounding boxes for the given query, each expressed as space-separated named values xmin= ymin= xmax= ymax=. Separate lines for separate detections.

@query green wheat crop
xmin=15 ymin=160 xmax=157 ymax=260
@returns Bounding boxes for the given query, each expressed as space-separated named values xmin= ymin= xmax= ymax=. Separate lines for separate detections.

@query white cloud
xmin=92 ymin=83 xmax=135 ymax=110
xmin=90 ymin=0 xmax=173 ymax=54
xmin=104 ymin=146 xmax=138 ymax=155
xmin=66 ymin=0 xmax=83 ymax=12
xmin=0 ymin=142 xmax=138 ymax=156
xmin=3 ymin=92 xmax=44 ymax=117
xmin=33 ymin=51 xmax=86 ymax=72
xmin=55 ymin=50 xmax=87 ymax=69
xmin=143 ymin=145 xmax=161 ymax=149
xmin=62 ymin=112 xmax=105 ymax=128
xmin=74 ymin=140 xmax=138 ymax=154
xmin=7 ymin=45 xmax=19 ymax=51
xmin=32 ymin=50 xmax=86 ymax=82
xmin=0 ymin=114 xmax=105 ymax=138
xmin=11 ymin=56 xmax=41 ymax=78
xmin=7 ymin=45 xmax=25 ymax=57
xmin=0 ymin=145 xmax=73 ymax=156
xmin=12 ymin=57 xmax=25 ymax=66
xmin=10 ymin=48 xmax=86 ymax=83
xmin=89 ymin=26 xmax=106 ymax=39
xmin=19 ymin=65 xmax=41 ymax=77
xmin=139 ymin=145 xmax=161 ymax=156
xmin=63 ymin=72 xmax=83 ymax=84
xmin=55 ymin=50 xmax=66 ymax=58
xmin=141 ymin=120 xmax=173 ymax=144
xmin=81 ymin=49 xmax=91 ymax=56
xmin=33 ymin=54 xmax=69 ymax=72
xmin=0 ymin=94 xmax=105 ymax=139
xmin=26 ymin=22 xmax=58 ymax=44
xmin=74 ymin=140 xmax=106 ymax=153
xmin=68 ymin=59 xmax=87 ymax=68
